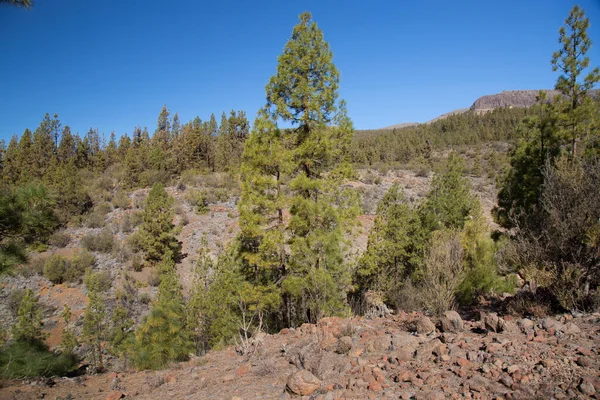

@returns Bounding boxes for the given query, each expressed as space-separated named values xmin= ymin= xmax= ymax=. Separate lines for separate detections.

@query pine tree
xmin=16 ymin=129 xmax=34 ymax=182
xmin=57 ymin=126 xmax=77 ymax=163
xmin=83 ymin=276 xmax=106 ymax=371
xmin=137 ymin=183 xmax=180 ymax=265
xmin=551 ymin=5 xmax=600 ymax=157
xmin=11 ymin=289 xmax=45 ymax=344
xmin=239 ymin=12 xmax=358 ymax=326
xmin=60 ymin=305 xmax=78 ymax=353
xmin=2 ymin=135 xmax=19 ymax=184
xmin=420 ymin=153 xmax=476 ymax=232
xmin=131 ymin=256 xmax=192 ymax=369
xmin=357 ymin=184 xmax=427 ymax=306
xmin=171 ymin=113 xmax=180 ymax=137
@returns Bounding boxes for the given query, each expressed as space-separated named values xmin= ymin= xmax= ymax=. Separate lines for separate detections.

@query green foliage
xmin=0 ymin=183 xmax=56 ymax=273
xmin=130 ymin=257 xmax=193 ymax=369
xmin=457 ymin=206 xmax=514 ymax=304
xmin=551 ymin=5 xmax=600 ymax=158
xmin=48 ymin=230 xmax=71 ymax=248
xmin=64 ymin=250 xmax=96 ymax=282
xmin=137 ymin=183 xmax=180 ymax=265
xmin=43 ymin=254 xmax=68 ymax=284
xmin=60 ymin=305 xmax=78 ymax=353
xmin=81 ymin=228 xmax=114 ymax=253
xmin=11 ymin=289 xmax=46 ymax=344
xmin=420 ymin=153 xmax=477 ymax=231
xmin=239 ymin=12 xmax=359 ymax=327
xmin=83 ymin=278 xmax=106 ymax=371
xmin=0 ymin=341 xmax=78 ymax=379
xmin=356 ymin=184 xmax=427 ymax=307
xmin=184 ymin=189 xmax=209 ymax=214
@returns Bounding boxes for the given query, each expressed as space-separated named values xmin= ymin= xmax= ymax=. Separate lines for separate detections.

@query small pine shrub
xmin=130 ymin=253 xmax=143 ymax=272
xmin=84 ymin=211 xmax=106 ymax=228
xmin=7 ymin=289 xmax=26 ymax=317
xmin=84 ymin=269 xmax=112 ymax=293
xmin=43 ymin=254 xmax=68 ymax=284
xmin=0 ymin=340 xmax=78 ymax=378
xmin=147 ymin=268 xmax=161 ymax=287
xmin=112 ymin=190 xmax=131 ymax=209
xmin=48 ymin=230 xmax=71 ymax=248
xmin=81 ymin=229 xmax=114 ymax=253
xmin=139 ymin=292 xmax=151 ymax=304
xmin=185 ymin=189 xmax=209 ymax=214
xmin=64 ymin=251 xmax=96 ymax=283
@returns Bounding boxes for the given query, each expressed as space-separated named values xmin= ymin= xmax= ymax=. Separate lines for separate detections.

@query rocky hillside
xmin=1 ymin=310 xmax=599 ymax=399
xmin=470 ymin=90 xmax=560 ymax=112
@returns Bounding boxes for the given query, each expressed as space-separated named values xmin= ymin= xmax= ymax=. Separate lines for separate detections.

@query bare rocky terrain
xmin=1 ymin=310 xmax=599 ymax=399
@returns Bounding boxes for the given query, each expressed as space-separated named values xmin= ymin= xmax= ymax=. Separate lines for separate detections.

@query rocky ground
xmin=1 ymin=311 xmax=599 ymax=399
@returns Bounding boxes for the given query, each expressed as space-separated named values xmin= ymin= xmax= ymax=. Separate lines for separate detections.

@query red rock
xmin=279 ymin=328 xmax=290 ymax=335
xmin=456 ymin=358 xmax=472 ymax=368
xmin=577 ymin=346 xmax=592 ymax=356
xmin=104 ymin=391 xmax=125 ymax=400
xmin=222 ymin=374 xmax=235 ymax=383
xmin=286 ymin=369 xmax=321 ymax=396
xmin=368 ymin=381 xmax=383 ymax=392
xmin=236 ymin=363 xmax=251 ymax=377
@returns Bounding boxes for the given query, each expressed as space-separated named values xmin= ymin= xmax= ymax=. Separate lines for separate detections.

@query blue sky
xmin=1 ymin=0 xmax=599 ymax=141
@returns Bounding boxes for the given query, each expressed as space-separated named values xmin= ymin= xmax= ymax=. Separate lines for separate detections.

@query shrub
xmin=139 ymin=169 xmax=171 ymax=188
xmin=64 ymin=251 xmax=96 ymax=283
xmin=84 ymin=269 xmax=112 ymax=293
xmin=81 ymin=229 xmax=114 ymax=253
xmin=43 ymin=254 xmax=68 ymax=284
xmin=130 ymin=253 xmax=143 ymax=272
xmin=113 ymin=242 xmax=133 ymax=263
xmin=420 ymin=230 xmax=465 ymax=315
xmin=48 ymin=230 xmax=71 ymax=248
xmin=147 ymin=268 xmax=161 ymax=287
xmin=0 ymin=340 xmax=78 ymax=378
xmin=7 ymin=288 xmax=26 ymax=317
xmin=112 ymin=190 xmax=131 ymax=209
xmin=84 ymin=211 xmax=106 ymax=228
xmin=139 ymin=292 xmax=151 ymax=304
xmin=185 ymin=189 xmax=209 ymax=214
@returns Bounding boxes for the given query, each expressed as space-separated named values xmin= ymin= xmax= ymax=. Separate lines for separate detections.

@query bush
xmin=112 ymin=190 xmax=131 ymax=209
xmin=147 ymin=268 xmax=161 ymax=287
xmin=130 ymin=253 xmax=143 ymax=272
xmin=139 ymin=292 xmax=151 ymax=304
xmin=64 ymin=251 xmax=96 ymax=283
xmin=84 ymin=269 xmax=112 ymax=293
xmin=420 ymin=230 xmax=465 ymax=315
xmin=84 ymin=211 xmax=106 ymax=228
xmin=48 ymin=230 xmax=71 ymax=248
xmin=7 ymin=289 xmax=26 ymax=317
xmin=139 ymin=169 xmax=171 ymax=188
xmin=185 ymin=189 xmax=209 ymax=214
xmin=0 ymin=340 xmax=78 ymax=378
xmin=43 ymin=254 xmax=68 ymax=284
xmin=81 ymin=229 xmax=114 ymax=253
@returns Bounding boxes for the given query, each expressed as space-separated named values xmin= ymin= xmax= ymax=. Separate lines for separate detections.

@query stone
xmin=517 ymin=318 xmax=534 ymax=332
xmin=541 ymin=317 xmax=564 ymax=332
xmin=579 ymin=380 xmax=596 ymax=396
xmin=416 ymin=316 xmax=436 ymax=334
xmin=576 ymin=357 xmax=592 ymax=368
xmin=104 ymin=392 xmax=125 ymax=400
xmin=365 ymin=335 xmax=391 ymax=353
xmin=439 ymin=311 xmax=464 ymax=333
xmin=395 ymin=348 xmax=413 ymax=362
xmin=236 ymin=363 xmax=251 ymax=377
xmin=563 ymin=322 xmax=581 ymax=335
xmin=391 ymin=332 xmax=420 ymax=351
xmin=286 ymin=369 xmax=321 ymax=396
xmin=336 ymin=336 xmax=353 ymax=355
xmin=484 ymin=313 xmax=501 ymax=332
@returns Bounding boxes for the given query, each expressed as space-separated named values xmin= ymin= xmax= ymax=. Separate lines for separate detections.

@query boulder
xmin=286 ymin=369 xmax=321 ymax=396
xmin=439 ymin=310 xmax=464 ymax=333
xmin=416 ymin=316 xmax=436 ymax=334
xmin=336 ymin=336 xmax=353 ymax=355
xmin=484 ymin=313 xmax=502 ymax=332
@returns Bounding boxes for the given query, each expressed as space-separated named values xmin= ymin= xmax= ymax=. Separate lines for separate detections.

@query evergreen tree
xmin=83 ymin=274 xmax=106 ymax=371
xmin=551 ymin=5 xmax=600 ymax=157
xmin=57 ymin=126 xmax=77 ymax=163
xmin=11 ymin=289 xmax=45 ymax=344
xmin=171 ymin=113 xmax=180 ymax=137
xmin=2 ymin=135 xmax=19 ymax=184
xmin=356 ymin=184 xmax=427 ymax=306
xmin=131 ymin=256 xmax=192 ymax=369
xmin=60 ymin=305 xmax=78 ymax=353
xmin=239 ymin=12 xmax=358 ymax=326
xmin=137 ymin=183 xmax=180 ymax=265
xmin=420 ymin=153 xmax=476 ymax=232
xmin=16 ymin=129 xmax=34 ymax=182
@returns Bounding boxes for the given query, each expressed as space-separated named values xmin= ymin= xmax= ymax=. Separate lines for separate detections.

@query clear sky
xmin=1 ymin=0 xmax=599 ymax=141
